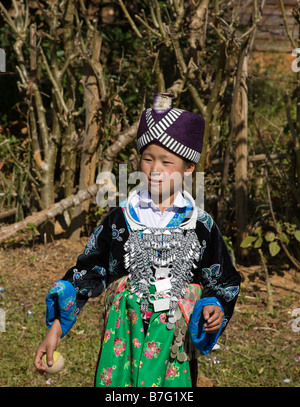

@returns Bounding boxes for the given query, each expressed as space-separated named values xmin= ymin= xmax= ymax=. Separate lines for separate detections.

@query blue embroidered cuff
xmin=46 ymin=280 xmax=78 ymax=338
xmin=189 ymin=297 xmax=224 ymax=355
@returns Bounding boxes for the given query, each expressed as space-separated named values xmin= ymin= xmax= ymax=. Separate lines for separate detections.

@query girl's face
xmin=140 ymin=143 xmax=195 ymax=203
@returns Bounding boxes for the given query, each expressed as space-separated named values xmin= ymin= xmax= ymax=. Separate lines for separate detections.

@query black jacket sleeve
xmin=198 ymin=221 xmax=241 ymax=330
xmin=62 ymin=218 xmax=110 ymax=311
xmin=61 ymin=207 xmax=128 ymax=311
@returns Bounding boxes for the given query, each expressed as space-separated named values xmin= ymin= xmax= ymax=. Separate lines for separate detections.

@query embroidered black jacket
xmin=61 ymin=205 xmax=241 ymax=330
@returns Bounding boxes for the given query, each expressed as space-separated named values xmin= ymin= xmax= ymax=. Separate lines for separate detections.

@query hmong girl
xmin=34 ymin=93 xmax=241 ymax=387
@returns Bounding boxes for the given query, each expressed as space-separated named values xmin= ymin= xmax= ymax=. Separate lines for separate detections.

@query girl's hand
xmin=203 ymin=304 xmax=224 ymax=333
xmin=34 ymin=319 xmax=62 ymax=375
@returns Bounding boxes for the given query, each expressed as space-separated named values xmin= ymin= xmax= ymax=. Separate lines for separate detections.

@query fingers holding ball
xmin=41 ymin=351 xmax=64 ymax=374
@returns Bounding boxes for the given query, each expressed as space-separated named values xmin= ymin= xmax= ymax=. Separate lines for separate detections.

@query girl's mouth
xmin=149 ymin=179 xmax=162 ymax=184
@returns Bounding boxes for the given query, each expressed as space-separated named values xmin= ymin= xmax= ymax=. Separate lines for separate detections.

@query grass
xmin=0 ymin=239 xmax=299 ymax=387
xmin=198 ymin=308 xmax=300 ymax=387
xmin=0 ymin=295 xmax=102 ymax=387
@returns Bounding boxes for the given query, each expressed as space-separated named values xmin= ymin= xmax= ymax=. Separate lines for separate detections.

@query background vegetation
xmin=0 ymin=0 xmax=299 ymax=264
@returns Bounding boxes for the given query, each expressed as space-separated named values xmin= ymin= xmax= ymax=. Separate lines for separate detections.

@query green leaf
xmin=240 ymin=236 xmax=257 ymax=248
xmin=294 ymin=230 xmax=300 ymax=242
xmin=223 ymin=235 xmax=233 ymax=251
xmin=26 ymin=222 xmax=39 ymax=234
xmin=280 ymin=232 xmax=289 ymax=244
xmin=254 ymin=237 xmax=263 ymax=248
xmin=269 ymin=241 xmax=281 ymax=257
xmin=254 ymin=226 xmax=262 ymax=237
xmin=265 ymin=232 xmax=276 ymax=242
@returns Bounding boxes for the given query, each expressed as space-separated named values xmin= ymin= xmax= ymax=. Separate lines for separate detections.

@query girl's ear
xmin=184 ymin=162 xmax=195 ymax=174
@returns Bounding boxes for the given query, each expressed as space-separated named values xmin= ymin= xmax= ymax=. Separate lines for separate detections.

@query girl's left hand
xmin=203 ymin=304 xmax=224 ymax=333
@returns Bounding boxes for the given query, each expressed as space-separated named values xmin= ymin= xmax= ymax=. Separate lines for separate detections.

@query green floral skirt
xmin=95 ymin=284 xmax=201 ymax=387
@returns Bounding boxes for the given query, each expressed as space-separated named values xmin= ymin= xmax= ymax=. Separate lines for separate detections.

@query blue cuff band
xmin=46 ymin=280 xmax=78 ymax=338
xmin=189 ymin=297 xmax=224 ymax=355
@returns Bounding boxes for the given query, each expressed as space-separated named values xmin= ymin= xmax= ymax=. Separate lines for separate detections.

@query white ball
xmin=42 ymin=351 xmax=64 ymax=374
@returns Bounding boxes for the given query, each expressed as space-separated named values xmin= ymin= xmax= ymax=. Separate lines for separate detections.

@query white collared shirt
xmin=130 ymin=189 xmax=187 ymax=228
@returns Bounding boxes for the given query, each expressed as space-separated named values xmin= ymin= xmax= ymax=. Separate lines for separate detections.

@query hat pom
xmin=153 ymin=93 xmax=173 ymax=113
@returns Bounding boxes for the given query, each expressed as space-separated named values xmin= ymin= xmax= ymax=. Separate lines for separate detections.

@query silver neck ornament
xmin=123 ymin=188 xmax=204 ymax=327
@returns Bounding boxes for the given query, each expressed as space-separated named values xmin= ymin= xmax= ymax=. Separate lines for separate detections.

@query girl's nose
xmin=150 ymin=161 xmax=161 ymax=174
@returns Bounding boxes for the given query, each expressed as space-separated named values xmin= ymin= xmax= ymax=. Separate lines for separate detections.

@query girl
xmin=34 ymin=93 xmax=241 ymax=387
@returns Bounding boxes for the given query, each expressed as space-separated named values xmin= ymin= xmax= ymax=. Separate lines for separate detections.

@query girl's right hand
xmin=34 ymin=319 xmax=63 ymax=375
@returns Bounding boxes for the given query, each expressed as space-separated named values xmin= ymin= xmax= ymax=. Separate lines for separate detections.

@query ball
xmin=42 ymin=351 xmax=64 ymax=374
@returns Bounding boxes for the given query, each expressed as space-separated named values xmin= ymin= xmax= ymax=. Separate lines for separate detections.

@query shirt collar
xmin=134 ymin=188 xmax=187 ymax=211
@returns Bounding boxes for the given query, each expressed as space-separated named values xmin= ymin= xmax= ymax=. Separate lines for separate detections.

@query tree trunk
xmin=216 ymin=40 xmax=249 ymax=226
xmin=68 ymin=32 xmax=103 ymax=240
xmin=188 ymin=0 xmax=209 ymax=65
xmin=296 ymin=23 xmax=300 ymax=198
xmin=61 ymin=0 xmax=77 ymax=200
xmin=235 ymin=55 xmax=248 ymax=256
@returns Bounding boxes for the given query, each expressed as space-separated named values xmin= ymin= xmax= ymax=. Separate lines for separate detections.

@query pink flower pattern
xmin=159 ymin=313 xmax=167 ymax=324
xmin=127 ymin=310 xmax=138 ymax=324
xmin=113 ymin=295 xmax=122 ymax=311
xmin=132 ymin=338 xmax=141 ymax=348
xmin=143 ymin=340 xmax=161 ymax=359
xmin=104 ymin=329 xmax=110 ymax=343
xmin=100 ymin=366 xmax=115 ymax=386
xmin=113 ymin=337 xmax=126 ymax=357
xmin=165 ymin=362 xmax=179 ymax=380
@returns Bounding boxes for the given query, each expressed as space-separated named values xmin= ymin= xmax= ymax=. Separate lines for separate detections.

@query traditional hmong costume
xmin=45 ymin=94 xmax=241 ymax=387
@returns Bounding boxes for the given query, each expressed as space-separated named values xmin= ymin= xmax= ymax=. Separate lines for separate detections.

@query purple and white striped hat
xmin=137 ymin=93 xmax=205 ymax=163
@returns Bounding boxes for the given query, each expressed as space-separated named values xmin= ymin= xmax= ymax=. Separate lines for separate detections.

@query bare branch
xmin=153 ymin=0 xmax=167 ymax=39
xmin=148 ymin=1 xmax=159 ymax=28
xmin=134 ymin=14 xmax=162 ymax=38
xmin=39 ymin=47 xmax=69 ymax=117
xmin=209 ymin=22 xmax=227 ymax=42
xmin=101 ymin=121 xmax=140 ymax=173
xmin=0 ymin=184 xmax=99 ymax=244
xmin=279 ymin=0 xmax=297 ymax=50
xmin=118 ymin=0 xmax=143 ymax=38
xmin=59 ymin=52 xmax=79 ymax=81
xmin=0 ymin=4 xmax=15 ymax=35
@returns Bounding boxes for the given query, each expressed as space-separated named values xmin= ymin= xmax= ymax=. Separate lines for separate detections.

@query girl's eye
xmin=163 ymin=161 xmax=172 ymax=165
